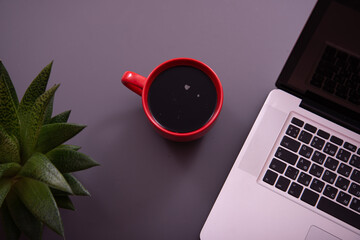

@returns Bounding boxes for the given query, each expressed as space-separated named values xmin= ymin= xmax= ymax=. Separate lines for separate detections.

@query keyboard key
xmin=350 ymin=198 xmax=360 ymax=213
xmin=336 ymin=148 xmax=351 ymax=162
xmin=286 ymin=125 xmax=300 ymax=138
xmin=301 ymin=188 xmax=319 ymax=206
xmin=336 ymin=191 xmax=351 ymax=206
xmin=298 ymin=172 xmax=312 ymax=186
xmin=311 ymin=137 xmax=325 ymax=150
xmin=298 ymin=130 xmax=313 ymax=144
xmin=304 ymin=123 xmax=317 ymax=133
xmin=309 ymin=164 xmax=324 ymax=178
xmin=269 ymin=158 xmax=287 ymax=174
xmin=349 ymin=182 xmax=360 ymax=197
xmin=280 ymin=136 xmax=301 ymax=152
xmin=323 ymin=185 xmax=338 ymax=199
xmin=349 ymin=154 xmax=360 ymax=169
xmin=275 ymin=176 xmax=290 ymax=192
xmin=311 ymin=151 xmax=326 ymax=165
xmin=322 ymin=170 xmax=336 ymax=184
xmin=317 ymin=129 xmax=330 ymax=139
xmin=335 ymin=176 xmax=350 ymax=191
xmin=344 ymin=142 xmax=357 ymax=152
xmin=297 ymin=157 xmax=311 ymax=171
xmin=323 ymin=142 xmax=338 ymax=156
xmin=317 ymin=197 xmax=360 ymax=230
xmin=285 ymin=166 xmax=299 ymax=180
xmin=324 ymin=157 xmax=339 ymax=171
xmin=291 ymin=117 xmax=304 ymax=127
xmin=263 ymin=170 xmax=278 ymax=185
xmin=310 ymin=179 xmax=325 ymax=193
xmin=335 ymin=85 xmax=349 ymax=99
xmin=275 ymin=147 xmax=298 ymax=165
xmin=288 ymin=182 xmax=303 ymax=198
xmin=330 ymin=135 xmax=344 ymax=146
xmin=351 ymin=169 xmax=360 ymax=183
xmin=337 ymin=163 xmax=352 ymax=177
xmin=324 ymin=79 xmax=336 ymax=93
xmin=299 ymin=145 xmax=314 ymax=159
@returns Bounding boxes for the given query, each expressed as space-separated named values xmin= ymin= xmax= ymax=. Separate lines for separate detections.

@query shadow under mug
xmin=121 ymin=58 xmax=223 ymax=142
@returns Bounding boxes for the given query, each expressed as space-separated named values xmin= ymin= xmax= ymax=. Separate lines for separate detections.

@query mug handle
xmin=121 ymin=71 xmax=146 ymax=96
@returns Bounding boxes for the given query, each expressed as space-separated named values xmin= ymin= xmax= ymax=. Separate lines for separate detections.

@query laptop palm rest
xmin=238 ymin=96 xmax=288 ymax=177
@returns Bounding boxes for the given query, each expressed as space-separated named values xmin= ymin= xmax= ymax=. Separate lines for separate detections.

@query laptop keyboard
xmin=310 ymin=45 xmax=360 ymax=105
xmin=261 ymin=115 xmax=360 ymax=231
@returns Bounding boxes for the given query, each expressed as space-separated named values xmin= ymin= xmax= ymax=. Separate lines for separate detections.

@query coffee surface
xmin=148 ymin=66 xmax=217 ymax=133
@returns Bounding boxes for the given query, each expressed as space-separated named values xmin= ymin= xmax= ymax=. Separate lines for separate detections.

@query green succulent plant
xmin=0 ymin=60 xmax=99 ymax=240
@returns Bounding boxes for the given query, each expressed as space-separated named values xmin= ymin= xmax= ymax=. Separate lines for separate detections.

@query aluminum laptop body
xmin=201 ymin=0 xmax=360 ymax=239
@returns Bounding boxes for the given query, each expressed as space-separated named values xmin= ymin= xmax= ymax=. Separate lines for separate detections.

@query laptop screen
xmin=276 ymin=0 xmax=360 ymax=132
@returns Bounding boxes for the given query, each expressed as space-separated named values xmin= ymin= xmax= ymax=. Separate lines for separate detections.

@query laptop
xmin=200 ymin=0 xmax=360 ymax=239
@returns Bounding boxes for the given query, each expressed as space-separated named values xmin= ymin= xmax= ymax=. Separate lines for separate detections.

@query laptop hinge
xmin=300 ymin=92 xmax=360 ymax=135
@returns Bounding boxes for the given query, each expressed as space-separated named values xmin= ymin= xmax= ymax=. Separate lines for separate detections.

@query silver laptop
xmin=200 ymin=0 xmax=360 ymax=239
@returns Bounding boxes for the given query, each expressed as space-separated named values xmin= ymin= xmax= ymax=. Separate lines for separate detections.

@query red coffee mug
xmin=121 ymin=58 xmax=223 ymax=142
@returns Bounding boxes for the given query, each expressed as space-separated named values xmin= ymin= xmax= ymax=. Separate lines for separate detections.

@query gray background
xmin=0 ymin=0 xmax=316 ymax=239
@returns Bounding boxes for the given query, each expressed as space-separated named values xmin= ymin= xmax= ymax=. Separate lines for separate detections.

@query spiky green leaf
xmin=1 ymin=202 xmax=21 ymax=240
xmin=35 ymin=123 xmax=85 ymax=154
xmin=0 ymin=126 xmax=20 ymax=164
xmin=14 ymin=178 xmax=64 ymax=237
xmin=0 ymin=74 xmax=19 ymax=137
xmin=20 ymin=84 xmax=59 ymax=161
xmin=19 ymin=152 xmax=72 ymax=193
xmin=43 ymin=94 xmax=54 ymax=125
xmin=0 ymin=162 xmax=21 ymax=178
xmin=64 ymin=173 xmax=90 ymax=196
xmin=46 ymin=148 xmax=99 ymax=173
xmin=49 ymin=110 xmax=71 ymax=124
xmin=6 ymin=190 xmax=43 ymax=240
xmin=0 ymin=179 xmax=12 ymax=207
xmin=18 ymin=61 xmax=53 ymax=121
xmin=0 ymin=61 xmax=18 ymax=108
xmin=50 ymin=188 xmax=69 ymax=196
xmin=56 ymin=144 xmax=81 ymax=151
xmin=55 ymin=195 xmax=75 ymax=211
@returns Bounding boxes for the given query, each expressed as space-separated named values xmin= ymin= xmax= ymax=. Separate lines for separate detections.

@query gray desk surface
xmin=0 ymin=1 xmax=316 ymax=239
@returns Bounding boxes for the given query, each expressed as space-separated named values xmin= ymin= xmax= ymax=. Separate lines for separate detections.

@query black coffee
xmin=148 ymin=65 xmax=217 ymax=133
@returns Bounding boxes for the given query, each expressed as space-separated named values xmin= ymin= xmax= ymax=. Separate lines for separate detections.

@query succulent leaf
xmin=14 ymin=178 xmax=64 ymax=237
xmin=50 ymin=188 xmax=69 ymax=196
xmin=1 ymin=202 xmax=21 ymax=240
xmin=6 ymin=190 xmax=43 ymax=240
xmin=18 ymin=61 xmax=53 ymax=121
xmin=18 ymin=152 xmax=72 ymax=193
xmin=55 ymin=195 xmax=75 ymax=211
xmin=0 ymin=179 xmax=12 ymax=207
xmin=63 ymin=173 xmax=90 ymax=196
xmin=35 ymin=123 xmax=85 ymax=154
xmin=0 ymin=61 xmax=98 ymax=239
xmin=0 ymin=162 xmax=21 ymax=178
xmin=0 ymin=74 xmax=20 ymax=137
xmin=56 ymin=144 xmax=81 ymax=151
xmin=49 ymin=110 xmax=71 ymax=124
xmin=20 ymin=84 xmax=59 ymax=161
xmin=0 ymin=61 xmax=19 ymax=108
xmin=43 ymin=95 xmax=54 ymax=125
xmin=46 ymin=148 xmax=99 ymax=173
xmin=0 ymin=126 xmax=20 ymax=163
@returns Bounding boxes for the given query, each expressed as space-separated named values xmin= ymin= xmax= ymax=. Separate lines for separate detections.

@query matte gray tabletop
xmin=0 ymin=1 xmax=316 ymax=239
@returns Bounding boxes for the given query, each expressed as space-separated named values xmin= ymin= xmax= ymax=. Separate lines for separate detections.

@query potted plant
xmin=0 ymin=61 xmax=99 ymax=239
